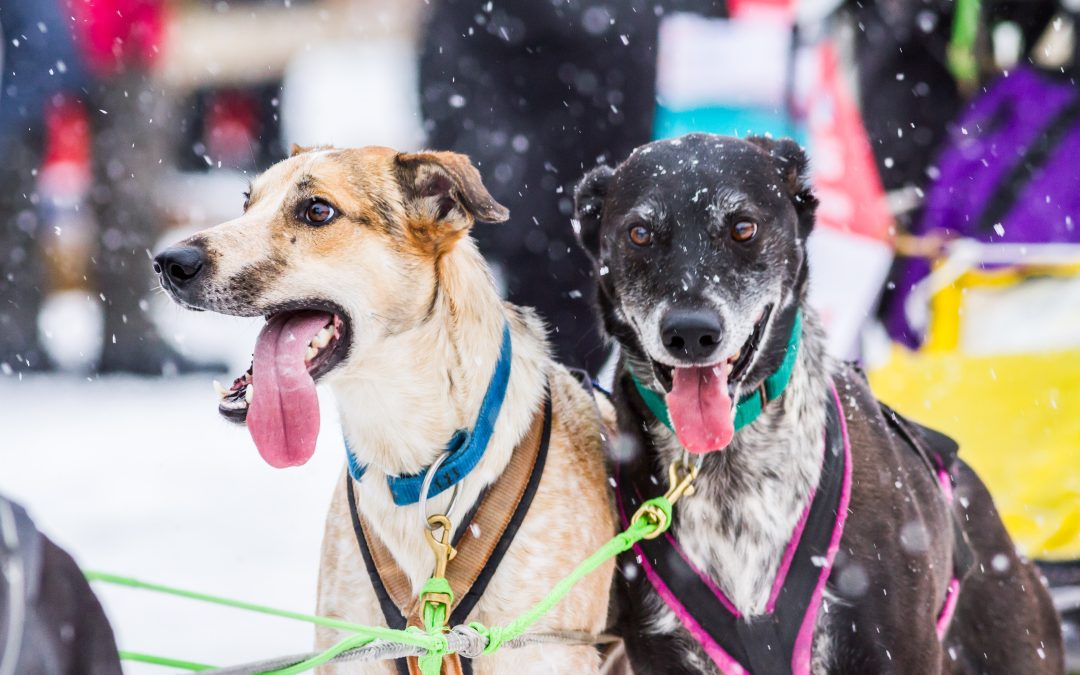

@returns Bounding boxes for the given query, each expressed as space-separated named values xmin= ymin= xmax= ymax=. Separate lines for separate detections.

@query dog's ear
xmin=746 ymin=136 xmax=818 ymax=237
xmin=290 ymin=143 xmax=334 ymax=157
xmin=572 ymin=164 xmax=615 ymax=261
xmin=395 ymin=151 xmax=509 ymax=231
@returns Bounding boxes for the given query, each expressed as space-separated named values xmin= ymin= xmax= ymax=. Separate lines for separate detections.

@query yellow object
xmin=924 ymin=263 xmax=1080 ymax=352
xmin=870 ymin=332 xmax=1080 ymax=561
xmin=634 ymin=458 xmax=700 ymax=540
xmin=423 ymin=514 xmax=457 ymax=612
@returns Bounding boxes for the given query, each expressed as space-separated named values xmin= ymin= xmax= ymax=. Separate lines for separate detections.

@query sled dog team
xmin=156 ymin=135 xmax=1063 ymax=674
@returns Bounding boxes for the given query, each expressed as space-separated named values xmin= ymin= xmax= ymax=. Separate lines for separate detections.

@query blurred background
xmin=0 ymin=0 xmax=1078 ymax=670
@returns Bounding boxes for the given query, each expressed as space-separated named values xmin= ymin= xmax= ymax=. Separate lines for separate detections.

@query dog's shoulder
xmin=548 ymin=365 xmax=614 ymax=448
xmin=833 ymin=363 xmax=959 ymax=470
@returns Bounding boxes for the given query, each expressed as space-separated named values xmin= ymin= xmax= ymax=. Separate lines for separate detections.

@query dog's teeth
xmin=245 ymin=384 xmax=253 ymax=403
xmin=213 ymin=380 xmax=230 ymax=398
xmin=311 ymin=325 xmax=333 ymax=349
xmin=305 ymin=345 xmax=318 ymax=361
xmin=219 ymin=397 xmax=248 ymax=412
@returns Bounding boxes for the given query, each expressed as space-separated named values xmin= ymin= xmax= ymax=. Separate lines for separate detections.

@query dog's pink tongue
xmin=247 ymin=311 xmax=331 ymax=468
xmin=666 ymin=363 xmax=735 ymax=453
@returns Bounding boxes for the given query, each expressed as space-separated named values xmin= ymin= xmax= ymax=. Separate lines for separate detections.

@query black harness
xmin=614 ymin=369 xmax=975 ymax=675
xmin=879 ymin=402 xmax=976 ymax=583
xmin=615 ymin=386 xmax=849 ymax=675
xmin=347 ymin=394 xmax=552 ymax=675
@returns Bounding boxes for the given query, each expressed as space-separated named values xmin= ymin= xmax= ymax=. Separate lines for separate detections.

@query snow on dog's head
xmin=572 ymin=134 xmax=818 ymax=453
xmin=154 ymin=145 xmax=508 ymax=468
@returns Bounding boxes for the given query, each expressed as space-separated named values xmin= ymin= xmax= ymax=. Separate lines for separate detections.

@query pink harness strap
xmin=616 ymin=379 xmax=963 ymax=674
xmin=936 ymin=578 xmax=962 ymax=639
xmin=789 ymin=383 xmax=854 ymax=674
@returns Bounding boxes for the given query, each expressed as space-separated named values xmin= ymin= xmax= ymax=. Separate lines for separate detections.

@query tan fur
xmin=170 ymin=146 xmax=615 ymax=673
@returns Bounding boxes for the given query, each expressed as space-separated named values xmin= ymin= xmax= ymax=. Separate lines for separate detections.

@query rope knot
xmin=416 ymin=630 xmax=450 ymax=675
xmin=468 ymin=622 xmax=507 ymax=655
xmin=449 ymin=625 xmax=489 ymax=659
xmin=634 ymin=496 xmax=673 ymax=537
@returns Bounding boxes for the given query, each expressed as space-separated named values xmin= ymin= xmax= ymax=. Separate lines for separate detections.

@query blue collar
xmin=345 ymin=322 xmax=512 ymax=506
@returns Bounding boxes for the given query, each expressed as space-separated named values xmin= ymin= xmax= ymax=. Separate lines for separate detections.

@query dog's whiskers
xmin=367 ymin=312 xmax=392 ymax=330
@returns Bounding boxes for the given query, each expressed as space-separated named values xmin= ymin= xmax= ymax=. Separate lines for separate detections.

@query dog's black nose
xmin=661 ymin=309 xmax=724 ymax=361
xmin=154 ymin=246 xmax=206 ymax=287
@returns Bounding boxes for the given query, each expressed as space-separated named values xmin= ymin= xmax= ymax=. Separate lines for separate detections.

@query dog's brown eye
xmin=302 ymin=199 xmax=336 ymax=225
xmin=628 ymin=224 xmax=653 ymax=247
xmin=732 ymin=220 xmax=757 ymax=242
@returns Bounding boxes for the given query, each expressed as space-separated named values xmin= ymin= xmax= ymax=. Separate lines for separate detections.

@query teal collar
xmin=631 ymin=310 xmax=802 ymax=437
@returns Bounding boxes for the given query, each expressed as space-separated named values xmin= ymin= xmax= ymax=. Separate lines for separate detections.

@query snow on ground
xmin=0 ymin=372 xmax=346 ymax=673
xmin=0 ymin=42 xmax=431 ymax=671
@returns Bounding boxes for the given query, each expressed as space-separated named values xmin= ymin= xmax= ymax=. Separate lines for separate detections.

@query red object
xmin=40 ymin=93 xmax=92 ymax=193
xmin=204 ymin=90 xmax=262 ymax=168
xmin=66 ymin=0 xmax=165 ymax=75
xmin=807 ymin=43 xmax=893 ymax=242
xmin=728 ymin=0 xmax=795 ymax=21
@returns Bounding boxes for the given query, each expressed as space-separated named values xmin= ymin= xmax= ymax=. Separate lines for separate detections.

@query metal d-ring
xmin=682 ymin=450 xmax=705 ymax=474
xmin=419 ymin=451 xmax=462 ymax=532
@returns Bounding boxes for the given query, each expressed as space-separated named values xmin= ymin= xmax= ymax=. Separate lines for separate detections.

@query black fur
xmin=574 ymin=133 xmax=1063 ymax=674
xmin=1 ymin=499 xmax=122 ymax=675
xmin=574 ymin=133 xmax=815 ymax=394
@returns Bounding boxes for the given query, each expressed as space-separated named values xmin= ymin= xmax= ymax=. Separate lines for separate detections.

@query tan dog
xmin=154 ymin=145 xmax=615 ymax=673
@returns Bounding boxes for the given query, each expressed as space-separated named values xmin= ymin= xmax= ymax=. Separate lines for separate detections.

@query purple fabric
xmin=886 ymin=68 xmax=1080 ymax=347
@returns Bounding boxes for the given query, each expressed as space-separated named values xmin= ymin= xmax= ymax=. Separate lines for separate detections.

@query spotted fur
xmin=574 ymin=134 xmax=1063 ymax=674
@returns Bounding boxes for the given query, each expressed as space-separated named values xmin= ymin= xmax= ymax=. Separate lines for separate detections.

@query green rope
xmin=86 ymin=496 xmax=673 ymax=673
xmin=419 ymin=603 xmax=449 ymax=675
xmin=268 ymin=632 xmax=383 ymax=675
xmin=118 ymin=650 xmax=215 ymax=671
xmin=83 ymin=570 xmax=441 ymax=651
xmin=470 ymin=499 xmax=666 ymax=653
xmin=419 ymin=577 xmax=454 ymax=675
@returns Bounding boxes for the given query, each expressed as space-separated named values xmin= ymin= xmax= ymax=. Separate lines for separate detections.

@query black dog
xmin=0 ymin=496 xmax=122 ymax=674
xmin=573 ymin=133 xmax=1063 ymax=674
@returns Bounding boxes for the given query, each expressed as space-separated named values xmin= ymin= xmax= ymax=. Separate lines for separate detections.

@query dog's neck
xmin=639 ymin=308 xmax=833 ymax=616
xmin=329 ymin=238 xmax=549 ymax=591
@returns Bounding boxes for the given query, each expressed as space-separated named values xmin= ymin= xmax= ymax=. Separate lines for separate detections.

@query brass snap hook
xmin=424 ymin=514 xmax=457 ymax=580
xmin=665 ymin=457 xmax=700 ymax=504
xmin=422 ymin=514 xmax=457 ymax=613
xmin=633 ymin=455 xmax=702 ymax=540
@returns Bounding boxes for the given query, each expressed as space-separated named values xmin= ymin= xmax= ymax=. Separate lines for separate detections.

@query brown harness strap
xmin=355 ymin=400 xmax=549 ymax=674
xmin=356 ymin=521 xmax=417 ymax=616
